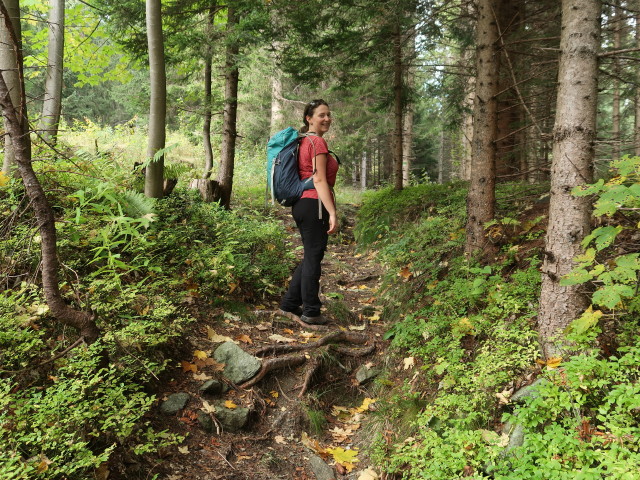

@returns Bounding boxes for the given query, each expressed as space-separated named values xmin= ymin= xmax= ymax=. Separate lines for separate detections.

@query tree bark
xmin=39 ymin=0 xmax=64 ymax=145
xmin=392 ymin=19 xmax=404 ymax=191
xmin=636 ymin=2 xmax=640 ymax=157
xmin=464 ymin=0 xmax=501 ymax=256
xmin=612 ymin=0 xmax=621 ymax=161
xmin=215 ymin=5 xmax=240 ymax=209
xmin=538 ymin=0 xmax=600 ymax=359
xmin=0 ymin=0 xmax=23 ymax=178
xmin=144 ymin=0 xmax=166 ymax=198
xmin=360 ymin=151 xmax=367 ymax=190
xmin=0 ymin=3 xmax=99 ymax=344
xmin=270 ymin=68 xmax=284 ymax=135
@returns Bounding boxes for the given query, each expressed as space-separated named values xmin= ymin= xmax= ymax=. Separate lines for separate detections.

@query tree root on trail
xmin=240 ymin=354 xmax=307 ymax=389
xmin=255 ymin=331 xmax=369 ymax=357
xmin=241 ymin=330 xmax=375 ymax=395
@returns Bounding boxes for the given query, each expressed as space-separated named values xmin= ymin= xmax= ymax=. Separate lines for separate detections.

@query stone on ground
xmin=214 ymin=341 xmax=262 ymax=384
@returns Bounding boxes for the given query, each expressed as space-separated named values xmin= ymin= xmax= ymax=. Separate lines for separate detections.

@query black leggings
xmin=280 ymin=198 xmax=329 ymax=317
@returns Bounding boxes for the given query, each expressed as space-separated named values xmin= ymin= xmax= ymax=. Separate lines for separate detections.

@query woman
xmin=279 ymin=99 xmax=339 ymax=325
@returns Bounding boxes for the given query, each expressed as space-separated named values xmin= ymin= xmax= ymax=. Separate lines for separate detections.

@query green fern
xmin=115 ymin=190 xmax=156 ymax=218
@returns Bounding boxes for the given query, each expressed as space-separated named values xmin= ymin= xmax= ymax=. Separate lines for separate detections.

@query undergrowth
xmin=357 ymin=175 xmax=640 ymax=479
xmin=0 ymin=138 xmax=292 ymax=479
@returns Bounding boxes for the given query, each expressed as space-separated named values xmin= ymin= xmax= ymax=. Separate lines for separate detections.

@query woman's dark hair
xmin=300 ymin=99 xmax=329 ymax=133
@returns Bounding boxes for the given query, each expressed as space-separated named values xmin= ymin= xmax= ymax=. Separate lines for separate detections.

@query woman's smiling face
xmin=306 ymin=105 xmax=332 ymax=137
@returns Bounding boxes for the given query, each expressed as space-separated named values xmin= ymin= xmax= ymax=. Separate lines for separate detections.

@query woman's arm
xmin=312 ymin=153 xmax=338 ymax=234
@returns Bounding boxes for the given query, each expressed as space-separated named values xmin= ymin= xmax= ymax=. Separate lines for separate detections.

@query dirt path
xmin=125 ymin=205 xmax=388 ymax=480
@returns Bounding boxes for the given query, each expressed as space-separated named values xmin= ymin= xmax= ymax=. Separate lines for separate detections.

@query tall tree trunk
xmin=464 ymin=0 xmax=501 ymax=256
xmin=538 ymin=0 xmax=600 ymax=359
xmin=0 ymin=0 xmax=23 ymax=178
xmin=0 ymin=3 xmax=99 ymax=344
xmin=360 ymin=151 xmax=367 ymax=190
xmin=202 ymin=2 xmax=215 ymax=179
xmin=270 ymin=69 xmax=284 ymax=135
xmin=216 ymin=5 xmax=239 ymax=209
xmin=144 ymin=0 xmax=166 ymax=198
xmin=612 ymin=0 xmax=621 ymax=161
xmin=39 ymin=0 xmax=64 ymax=145
xmin=636 ymin=2 xmax=640 ymax=156
xmin=392 ymin=20 xmax=404 ymax=191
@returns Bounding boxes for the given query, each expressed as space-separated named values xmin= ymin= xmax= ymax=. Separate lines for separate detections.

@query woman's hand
xmin=328 ymin=212 xmax=339 ymax=234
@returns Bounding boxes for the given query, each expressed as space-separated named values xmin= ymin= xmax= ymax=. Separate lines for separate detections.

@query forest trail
xmin=142 ymin=204 xmax=390 ymax=480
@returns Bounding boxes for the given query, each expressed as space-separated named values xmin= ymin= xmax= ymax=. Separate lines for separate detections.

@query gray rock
xmin=355 ymin=364 xmax=380 ymax=384
xmin=198 ymin=411 xmax=215 ymax=432
xmin=308 ymin=453 xmax=336 ymax=480
xmin=214 ymin=341 xmax=262 ymax=384
xmin=199 ymin=379 xmax=228 ymax=395
xmin=160 ymin=392 xmax=190 ymax=415
xmin=214 ymin=401 xmax=250 ymax=432
xmin=511 ymin=378 xmax=547 ymax=403
xmin=505 ymin=423 xmax=526 ymax=451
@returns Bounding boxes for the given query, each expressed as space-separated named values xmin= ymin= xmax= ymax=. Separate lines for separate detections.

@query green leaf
xmin=592 ymin=285 xmax=635 ymax=309
xmin=560 ymin=269 xmax=594 ymax=286
xmin=565 ymin=306 xmax=602 ymax=335
xmin=582 ymin=226 xmax=623 ymax=251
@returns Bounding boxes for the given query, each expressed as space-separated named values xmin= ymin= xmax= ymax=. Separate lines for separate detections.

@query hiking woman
xmin=279 ymin=99 xmax=339 ymax=325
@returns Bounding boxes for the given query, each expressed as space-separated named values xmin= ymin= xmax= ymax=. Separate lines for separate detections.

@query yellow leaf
xmin=193 ymin=350 xmax=208 ymax=360
xmin=546 ymin=357 xmax=563 ymax=369
xmin=224 ymin=400 xmax=238 ymax=409
xmin=228 ymin=282 xmax=238 ymax=294
xmin=178 ymin=445 xmax=189 ymax=454
xmin=270 ymin=391 xmax=279 ymax=398
xmin=326 ymin=447 xmax=359 ymax=471
xmin=283 ymin=328 xmax=294 ymax=334
xmin=201 ymin=400 xmax=216 ymax=413
xmin=0 ymin=171 xmax=9 ymax=187
xmin=355 ymin=397 xmax=376 ymax=413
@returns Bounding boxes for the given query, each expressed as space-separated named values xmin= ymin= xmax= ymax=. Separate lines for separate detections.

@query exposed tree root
xmin=239 ymin=354 xmax=306 ymax=389
xmin=298 ymin=355 xmax=322 ymax=398
xmin=329 ymin=343 xmax=376 ymax=357
xmin=255 ymin=331 xmax=369 ymax=357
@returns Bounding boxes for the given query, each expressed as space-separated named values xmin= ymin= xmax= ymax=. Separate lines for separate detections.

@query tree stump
xmin=189 ymin=178 xmax=219 ymax=202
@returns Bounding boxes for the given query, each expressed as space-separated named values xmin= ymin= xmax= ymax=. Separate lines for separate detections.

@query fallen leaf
xmin=546 ymin=357 xmax=563 ymax=369
xmin=224 ymin=400 xmax=238 ymax=409
xmin=0 ymin=171 xmax=9 ymax=187
xmin=349 ymin=324 xmax=366 ymax=331
xmin=358 ymin=468 xmax=379 ymax=480
xmin=355 ymin=397 xmax=377 ymax=413
xmin=403 ymin=357 xmax=415 ymax=370
xmin=201 ymin=400 xmax=216 ymax=414
xmin=181 ymin=360 xmax=197 ymax=373
xmin=270 ymin=391 xmax=279 ymax=398
xmin=193 ymin=350 xmax=209 ymax=360
xmin=283 ymin=328 xmax=294 ymax=334
xmin=178 ymin=446 xmax=189 ymax=454
xmin=207 ymin=327 xmax=237 ymax=344
xmin=275 ymin=435 xmax=287 ymax=444
xmin=398 ymin=266 xmax=413 ymax=280
xmin=256 ymin=323 xmax=269 ymax=331
xmin=236 ymin=334 xmax=253 ymax=344
xmin=495 ymin=390 xmax=511 ymax=405
xmin=326 ymin=447 xmax=359 ymax=472
xmin=269 ymin=334 xmax=296 ymax=343
xmin=193 ymin=372 xmax=213 ymax=381
xmin=301 ymin=432 xmax=326 ymax=456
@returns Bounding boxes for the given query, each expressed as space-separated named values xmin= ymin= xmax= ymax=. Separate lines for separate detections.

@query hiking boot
xmin=279 ymin=307 xmax=303 ymax=317
xmin=300 ymin=314 xmax=328 ymax=325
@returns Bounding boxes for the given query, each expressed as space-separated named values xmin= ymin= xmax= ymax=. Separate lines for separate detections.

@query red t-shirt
xmin=298 ymin=135 xmax=339 ymax=200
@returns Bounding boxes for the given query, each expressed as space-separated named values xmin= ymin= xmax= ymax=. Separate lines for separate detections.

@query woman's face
xmin=306 ymin=105 xmax=332 ymax=137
